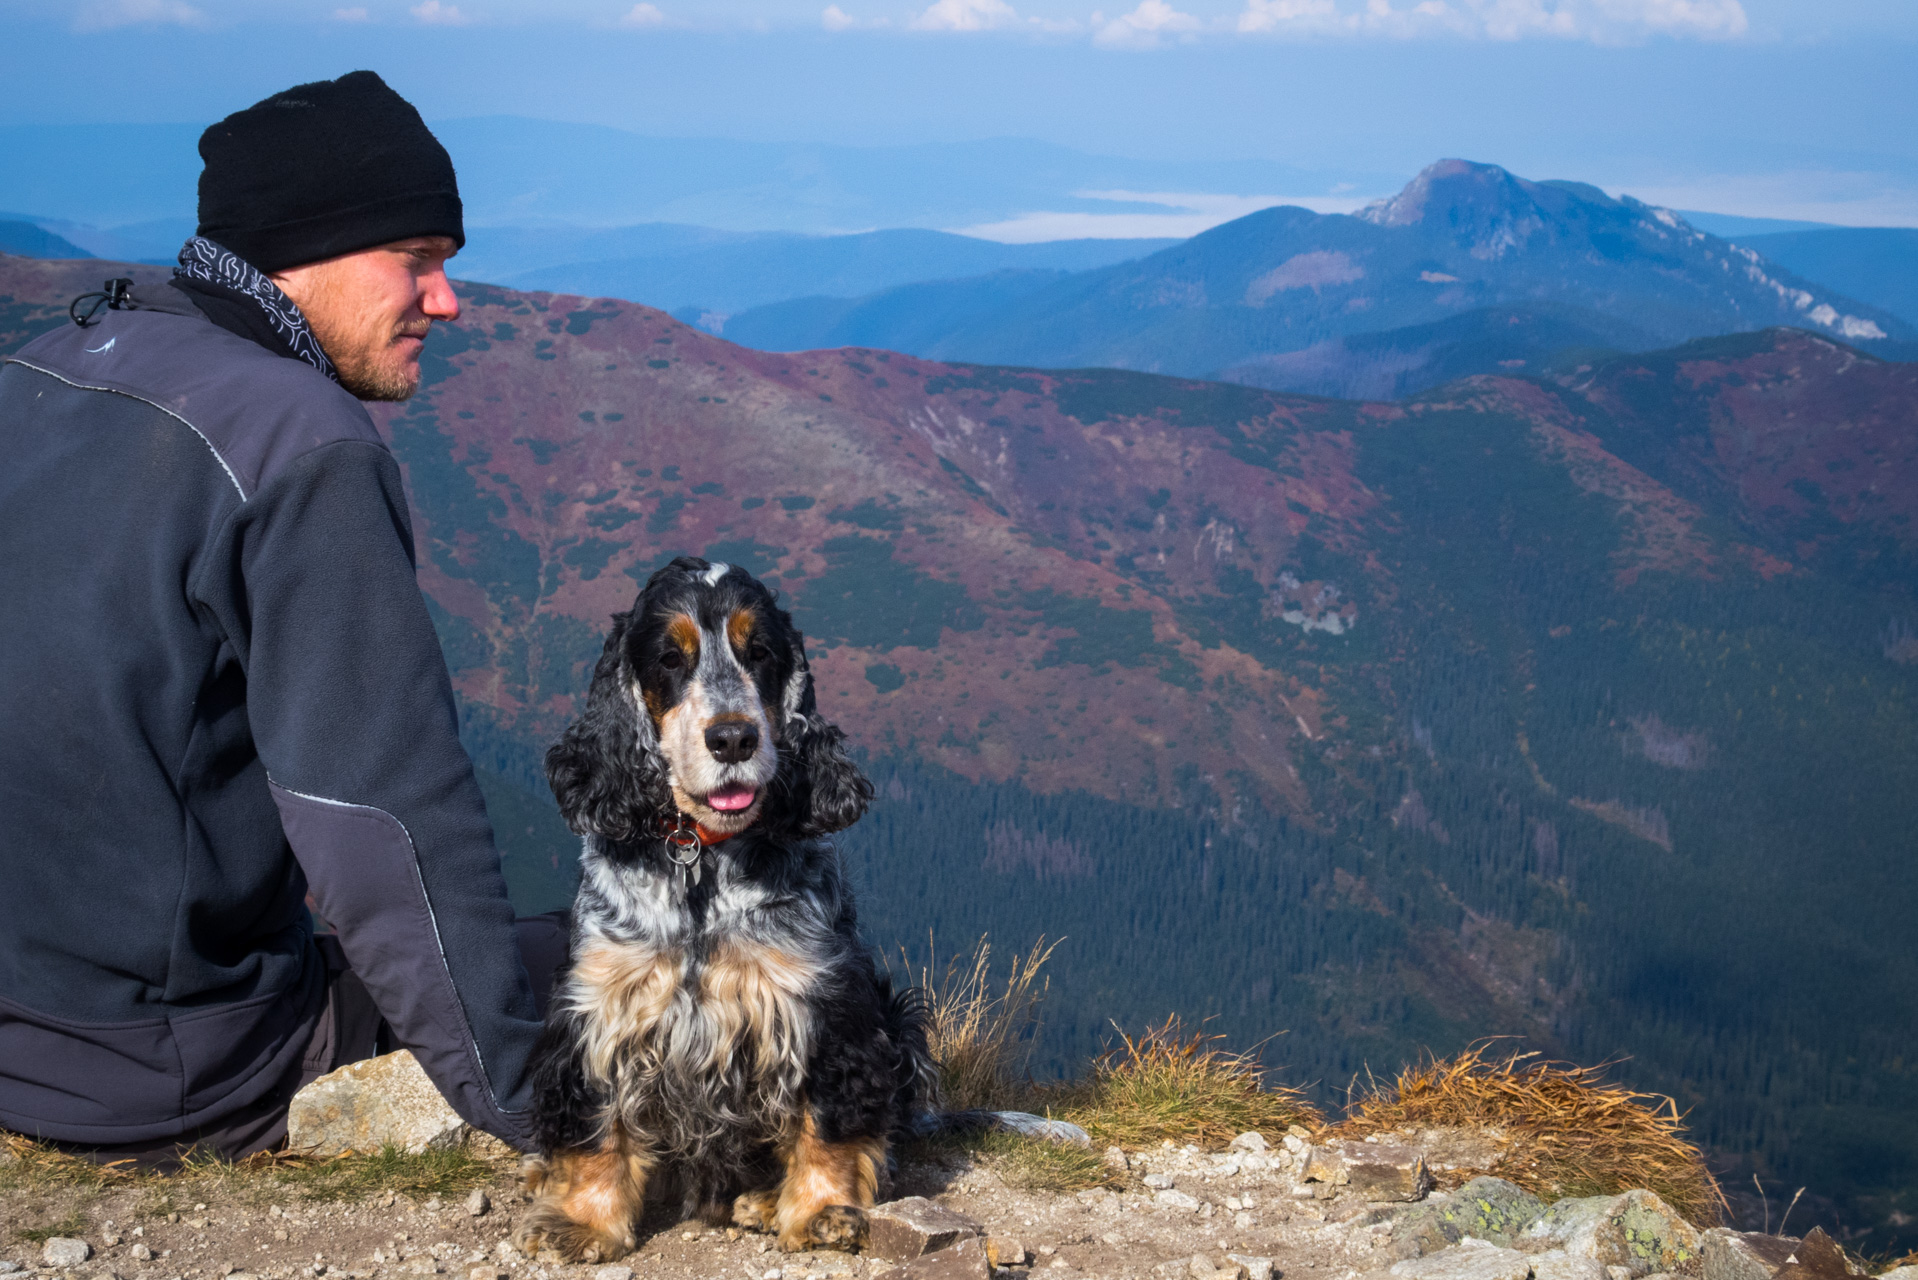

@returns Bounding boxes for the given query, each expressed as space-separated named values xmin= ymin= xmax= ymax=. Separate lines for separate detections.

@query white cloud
xmin=821 ymin=4 xmax=856 ymax=28
xmin=619 ymin=2 xmax=665 ymax=26
xmin=410 ymin=0 xmax=468 ymax=23
xmin=1094 ymin=0 xmax=1204 ymax=47
xmin=1233 ymin=0 xmax=1747 ymax=41
xmin=954 ymin=189 xmax=1377 ymax=242
xmin=331 ymin=6 xmax=370 ymax=19
xmin=911 ymin=0 xmax=1018 ymax=31
xmin=73 ymin=0 xmax=207 ymax=32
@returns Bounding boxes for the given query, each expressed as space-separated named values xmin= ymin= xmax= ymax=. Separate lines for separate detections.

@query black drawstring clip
xmin=70 ymin=278 xmax=136 ymax=328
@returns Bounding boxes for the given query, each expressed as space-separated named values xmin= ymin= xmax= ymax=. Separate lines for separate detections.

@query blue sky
xmin=2 ymin=0 xmax=1913 ymax=231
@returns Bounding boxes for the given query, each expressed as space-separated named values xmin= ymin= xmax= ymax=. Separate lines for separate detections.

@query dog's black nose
xmin=705 ymin=722 xmax=759 ymax=764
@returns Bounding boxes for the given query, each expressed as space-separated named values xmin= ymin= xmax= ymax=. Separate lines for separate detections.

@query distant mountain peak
xmin=1356 ymin=158 xmax=1621 ymax=260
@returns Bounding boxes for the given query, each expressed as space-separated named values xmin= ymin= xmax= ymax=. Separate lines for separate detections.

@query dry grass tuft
xmin=0 ymin=1131 xmax=139 ymax=1192
xmin=1057 ymin=1016 xmax=1323 ymax=1151
xmin=0 ymin=1130 xmax=502 ymax=1206
xmin=912 ymin=934 xmax=1057 ymax=1112
xmin=949 ymin=1130 xmax=1123 ymax=1194
xmin=1333 ymin=1041 xmax=1723 ymax=1222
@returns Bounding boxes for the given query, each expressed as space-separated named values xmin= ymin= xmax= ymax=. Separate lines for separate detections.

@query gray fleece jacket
xmin=0 ymin=281 xmax=538 ymax=1148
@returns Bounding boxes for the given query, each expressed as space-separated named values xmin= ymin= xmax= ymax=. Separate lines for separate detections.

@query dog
xmin=514 ymin=556 xmax=930 ymax=1263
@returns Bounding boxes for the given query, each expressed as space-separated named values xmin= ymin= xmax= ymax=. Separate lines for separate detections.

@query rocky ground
xmin=10 ymin=1123 xmax=1884 ymax=1280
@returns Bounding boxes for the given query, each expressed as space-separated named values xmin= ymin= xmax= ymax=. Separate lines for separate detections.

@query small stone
xmin=593 ymin=1268 xmax=633 ymax=1280
xmin=1390 ymin=1243 xmax=1533 ymax=1280
xmin=1145 ymin=1174 xmax=1178 ymax=1189
xmin=44 ymin=1240 xmax=94 ymax=1269
xmin=870 ymin=1236 xmax=991 ymax=1280
xmin=985 ymin=1237 xmax=1027 ymax=1268
xmin=1104 ymin=1147 xmax=1130 ymax=1171
xmin=1226 ymin=1256 xmax=1275 ymax=1280
xmin=1235 ymin=1212 xmax=1254 ymax=1230
xmin=1188 ymin=1256 xmax=1248 ymax=1280
xmin=1875 ymin=1270 xmax=1918 ymax=1280
xmin=1154 ymin=1189 xmax=1202 ymax=1212
xmin=467 ymin=1270 xmax=505 ymax=1280
xmin=0 ymin=1264 xmax=20 ymax=1275
xmin=130 ymin=1247 xmax=155 ymax=1263
xmin=101 ymin=1236 xmax=122 ymax=1249
xmin=1609 ymin=1269 xmax=1633 ymax=1280
xmin=1532 ymin=1252 xmax=1609 ymax=1280
xmin=465 ymin=1191 xmax=490 ymax=1218
xmin=1039 ymin=1246 xmax=1058 ymax=1256
xmin=1303 ymin=1140 xmax=1432 ymax=1202
xmin=287 ymin=1051 xmax=477 ymax=1158
xmin=1230 ymin=1133 xmax=1270 ymax=1153
xmin=865 ymin=1198 xmax=984 ymax=1263
xmin=1701 ymin=1232 xmax=1802 ymax=1280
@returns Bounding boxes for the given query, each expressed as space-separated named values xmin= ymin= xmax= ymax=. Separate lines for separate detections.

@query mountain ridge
xmin=720 ymin=159 xmax=1912 ymax=397
xmin=3 ymin=253 xmax=1913 ymax=1245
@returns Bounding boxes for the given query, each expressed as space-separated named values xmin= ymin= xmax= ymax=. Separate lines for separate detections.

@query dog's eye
xmin=659 ymin=648 xmax=686 ymax=670
xmin=747 ymin=641 xmax=772 ymax=663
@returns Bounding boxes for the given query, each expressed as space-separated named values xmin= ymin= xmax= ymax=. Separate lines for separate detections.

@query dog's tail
xmin=882 ymin=978 xmax=938 ymax=1141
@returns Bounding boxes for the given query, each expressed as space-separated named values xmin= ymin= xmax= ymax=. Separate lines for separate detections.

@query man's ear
xmin=772 ymin=643 xmax=872 ymax=837
xmin=545 ymin=612 xmax=668 ymax=841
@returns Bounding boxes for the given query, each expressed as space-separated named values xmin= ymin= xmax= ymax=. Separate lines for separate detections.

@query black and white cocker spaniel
xmin=516 ymin=556 xmax=929 ymax=1262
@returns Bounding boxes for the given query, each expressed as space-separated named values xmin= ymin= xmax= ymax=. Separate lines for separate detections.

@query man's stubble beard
xmin=293 ymin=267 xmax=427 ymax=402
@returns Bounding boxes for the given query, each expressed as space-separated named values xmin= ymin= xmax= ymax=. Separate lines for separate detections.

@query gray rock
xmin=1875 ymin=1269 xmax=1918 ymax=1280
xmin=987 ymin=1112 xmax=1093 ymax=1147
xmin=1702 ymin=1230 xmax=1800 ymax=1280
xmin=1190 ymin=1256 xmax=1248 ymax=1279
xmin=1227 ymin=1254 xmax=1277 ymax=1280
xmin=865 ymin=1197 xmax=983 ymax=1263
xmin=0 ymin=1262 xmax=22 ymax=1275
xmin=1155 ymin=1189 xmax=1203 ymax=1212
xmin=129 ymin=1246 xmax=154 ymax=1263
xmin=1388 ymin=1178 xmax=1549 ymax=1255
xmin=464 ymin=1190 xmax=489 ymax=1218
xmin=287 ymin=1051 xmax=474 ymax=1157
xmin=1145 ymin=1174 xmax=1178 ymax=1189
xmin=1519 ymin=1190 xmax=1701 ymax=1277
xmin=871 ymin=1236 xmax=991 ymax=1280
xmin=985 ymin=1237 xmax=1028 ymax=1268
xmin=1391 ymin=1241 xmax=1534 ymax=1280
xmin=1771 ymin=1228 xmax=1866 ymax=1280
xmin=1533 ymin=1250 xmax=1611 ymax=1280
xmin=1231 ymin=1133 xmax=1272 ymax=1153
xmin=43 ymin=1240 xmax=93 ymax=1269
xmin=592 ymin=1267 xmax=633 ymax=1280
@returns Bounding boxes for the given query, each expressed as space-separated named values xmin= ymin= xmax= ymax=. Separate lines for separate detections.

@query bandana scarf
xmin=175 ymin=236 xmax=338 ymax=382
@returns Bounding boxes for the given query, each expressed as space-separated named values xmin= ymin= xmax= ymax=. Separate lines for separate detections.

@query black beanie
xmin=196 ymin=70 xmax=463 ymax=273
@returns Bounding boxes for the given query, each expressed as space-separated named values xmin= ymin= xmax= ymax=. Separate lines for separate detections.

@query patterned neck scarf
xmin=174 ymin=236 xmax=338 ymax=382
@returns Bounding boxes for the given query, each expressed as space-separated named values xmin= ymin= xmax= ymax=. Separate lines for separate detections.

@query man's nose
xmin=421 ymin=268 xmax=459 ymax=323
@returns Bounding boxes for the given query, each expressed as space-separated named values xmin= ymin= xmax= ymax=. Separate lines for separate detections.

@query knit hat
xmin=196 ymin=71 xmax=463 ymax=273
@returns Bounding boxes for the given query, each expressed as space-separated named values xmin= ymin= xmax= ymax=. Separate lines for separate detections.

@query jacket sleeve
xmin=202 ymin=437 xmax=541 ymax=1147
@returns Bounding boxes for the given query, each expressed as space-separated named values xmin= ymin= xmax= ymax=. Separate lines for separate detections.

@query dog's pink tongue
xmin=706 ymin=785 xmax=757 ymax=812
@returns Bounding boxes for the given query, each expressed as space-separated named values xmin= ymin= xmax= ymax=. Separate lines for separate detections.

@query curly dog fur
xmin=515 ymin=557 xmax=929 ymax=1262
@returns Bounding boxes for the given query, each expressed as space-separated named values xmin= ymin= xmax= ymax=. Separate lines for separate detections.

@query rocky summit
xmin=716 ymin=159 xmax=1914 ymax=396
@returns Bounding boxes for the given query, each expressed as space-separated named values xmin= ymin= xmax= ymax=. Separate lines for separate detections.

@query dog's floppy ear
xmin=546 ymin=610 xmax=669 ymax=841
xmin=771 ymin=639 xmax=872 ymax=837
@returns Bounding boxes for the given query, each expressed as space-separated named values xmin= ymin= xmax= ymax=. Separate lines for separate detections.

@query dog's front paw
xmin=732 ymin=1191 xmax=778 ymax=1233
xmin=516 ymin=1204 xmax=633 ymax=1264
xmin=805 ymin=1205 xmax=868 ymax=1253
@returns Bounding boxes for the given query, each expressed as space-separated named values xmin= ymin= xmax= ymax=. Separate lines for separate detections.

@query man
xmin=0 ymin=72 xmax=547 ymax=1162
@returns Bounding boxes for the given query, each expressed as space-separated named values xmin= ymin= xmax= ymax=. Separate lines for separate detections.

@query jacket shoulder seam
xmin=4 ymin=355 xmax=249 ymax=501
